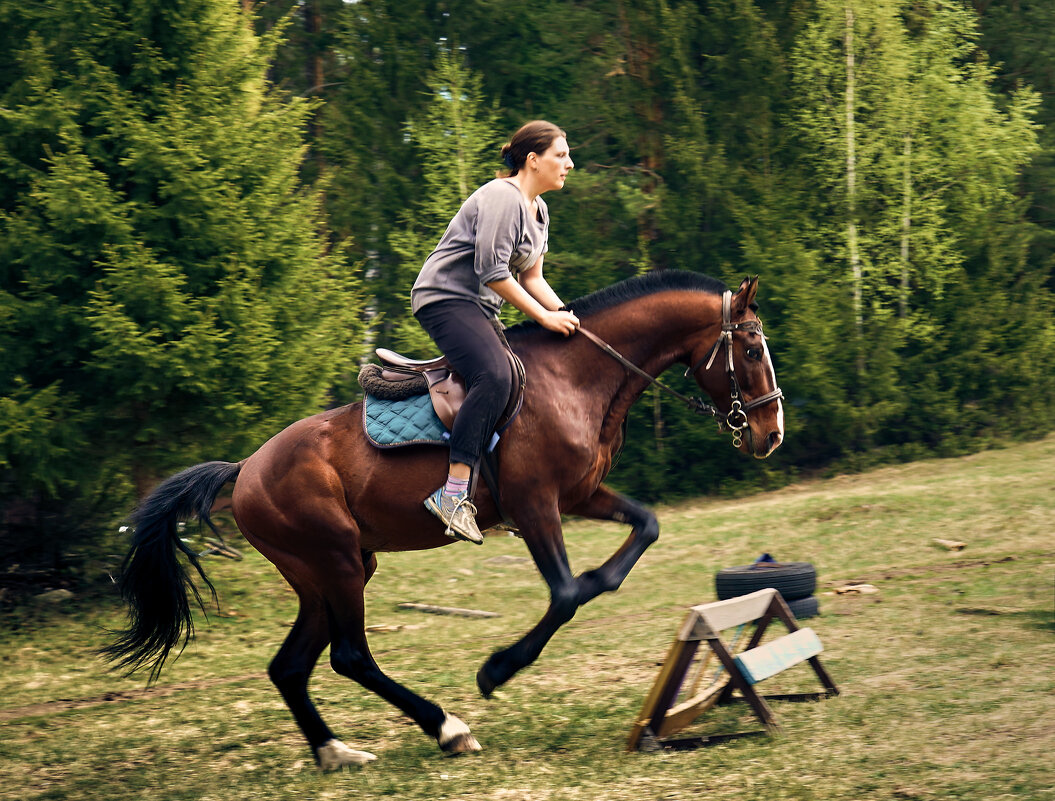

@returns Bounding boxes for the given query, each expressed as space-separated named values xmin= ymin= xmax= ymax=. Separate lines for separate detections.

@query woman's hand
xmin=539 ymin=309 xmax=579 ymax=336
xmin=486 ymin=276 xmax=579 ymax=335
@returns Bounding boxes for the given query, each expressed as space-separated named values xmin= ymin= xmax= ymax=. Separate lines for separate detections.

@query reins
xmin=576 ymin=327 xmax=717 ymax=415
xmin=575 ymin=290 xmax=783 ymax=448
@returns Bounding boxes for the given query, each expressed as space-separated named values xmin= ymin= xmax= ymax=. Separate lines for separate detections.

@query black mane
xmin=506 ymin=270 xmax=727 ymax=337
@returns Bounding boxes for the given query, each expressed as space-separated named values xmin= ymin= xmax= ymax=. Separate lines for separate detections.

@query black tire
xmin=785 ymin=595 xmax=820 ymax=619
xmin=715 ymin=561 xmax=817 ymax=602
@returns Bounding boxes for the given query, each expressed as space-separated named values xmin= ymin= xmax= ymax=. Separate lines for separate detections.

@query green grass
xmin=2 ymin=436 xmax=1053 ymax=801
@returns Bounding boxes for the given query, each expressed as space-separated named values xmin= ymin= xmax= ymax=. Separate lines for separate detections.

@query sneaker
xmin=424 ymin=487 xmax=484 ymax=545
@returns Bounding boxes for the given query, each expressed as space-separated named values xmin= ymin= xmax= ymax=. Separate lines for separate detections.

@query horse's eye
xmin=746 ymin=347 xmax=763 ymax=361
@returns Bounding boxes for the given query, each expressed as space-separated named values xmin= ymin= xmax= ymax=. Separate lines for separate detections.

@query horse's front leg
xmin=476 ymin=487 xmax=658 ymax=697
xmin=477 ymin=506 xmax=582 ymax=697
xmin=568 ymin=484 xmax=659 ymax=603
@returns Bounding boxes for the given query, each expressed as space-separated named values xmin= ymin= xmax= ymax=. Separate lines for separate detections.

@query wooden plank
xmin=734 ymin=628 xmax=823 ymax=685
xmin=396 ymin=603 xmax=498 ymax=618
xmin=627 ymin=635 xmax=696 ymax=751
xmin=710 ymin=634 xmax=780 ymax=730
xmin=770 ymin=595 xmax=839 ymax=696
xmin=681 ymin=589 xmax=778 ymax=640
xmin=685 ymin=648 xmax=716 ymax=697
xmin=655 ymin=677 xmax=729 ymax=738
xmin=645 ymin=638 xmax=700 ymax=743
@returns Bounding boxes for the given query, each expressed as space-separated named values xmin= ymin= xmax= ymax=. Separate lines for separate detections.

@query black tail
xmin=101 ymin=460 xmax=242 ymax=682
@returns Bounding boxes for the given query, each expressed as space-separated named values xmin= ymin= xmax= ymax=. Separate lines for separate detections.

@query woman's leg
xmin=416 ymin=300 xmax=513 ymax=470
xmin=415 ymin=300 xmax=513 ymax=541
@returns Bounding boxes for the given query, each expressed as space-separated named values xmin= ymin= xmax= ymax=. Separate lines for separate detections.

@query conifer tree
xmin=384 ymin=45 xmax=502 ymax=354
xmin=0 ymin=0 xmax=362 ymax=561
xmin=975 ymin=1 xmax=1055 ymax=275
xmin=319 ymin=0 xmax=443 ymax=270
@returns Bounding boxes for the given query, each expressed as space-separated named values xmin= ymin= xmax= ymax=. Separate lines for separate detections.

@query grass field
xmin=2 ymin=436 xmax=1053 ymax=801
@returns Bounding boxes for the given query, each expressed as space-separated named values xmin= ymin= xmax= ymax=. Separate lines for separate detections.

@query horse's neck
xmin=583 ymin=299 xmax=702 ymax=377
xmin=567 ymin=298 xmax=708 ymax=439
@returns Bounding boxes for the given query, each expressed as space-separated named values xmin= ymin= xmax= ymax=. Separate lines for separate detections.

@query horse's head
xmin=686 ymin=277 xmax=784 ymax=459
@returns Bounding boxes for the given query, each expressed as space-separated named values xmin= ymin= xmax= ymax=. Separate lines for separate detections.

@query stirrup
xmin=424 ymin=489 xmax=484 ymax=545
xmin=447 ymin=496 xmax=480 ymax=538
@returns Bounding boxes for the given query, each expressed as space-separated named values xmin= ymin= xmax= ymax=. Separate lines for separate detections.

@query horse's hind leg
xmin=323 ymin=551 xmax=482 ymax=756
xmin=268 ymin=591 xmax=377 ymax=769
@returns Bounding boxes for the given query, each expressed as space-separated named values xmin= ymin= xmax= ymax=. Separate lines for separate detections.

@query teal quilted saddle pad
xmin=363 ymin=393 xmax=449 ymax=448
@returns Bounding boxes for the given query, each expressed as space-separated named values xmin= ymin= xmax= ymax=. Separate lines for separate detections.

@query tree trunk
xmin=653 ymin=386 xmax=664 ymax=452
xmin=900 ymin=132 xmax=912 ymax=319
xmin=305 ymin=1 xmax=325 ymax=95
xmin=845 ymin=6 xmax=864 ymax=373
xmin=304 ymin=0 xmax=325 ymax=168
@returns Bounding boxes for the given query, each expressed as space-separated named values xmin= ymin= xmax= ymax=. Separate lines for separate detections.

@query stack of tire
xmin=714 ymin=560 xmax=819 ymax=619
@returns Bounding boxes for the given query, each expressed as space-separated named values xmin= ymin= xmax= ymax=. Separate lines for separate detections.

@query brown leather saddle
xmin=371 ymin=346 xmax=526 ymax=437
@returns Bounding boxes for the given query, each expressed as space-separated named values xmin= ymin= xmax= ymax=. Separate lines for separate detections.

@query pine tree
xmin=385 ymin=44 xmax=503 ymax=354
xmin=0 ymin=0 xmax=362 ymax=567
xmin=975 ymin=1 xmax=1055 ymax=275
xmin=318 ymin=0 xmax=444 ymax=271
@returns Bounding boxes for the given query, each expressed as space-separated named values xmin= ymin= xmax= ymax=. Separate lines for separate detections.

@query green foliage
xmin=387 ymin=45 xmax=503 ymax=355
xmin=0 ymin=0 xmax=362 ymax=567
xmin=2 ymin=0 xmax=1054 ymax=573
xmin=976 ymin=0 xmax=1055 ymax=262
xmin=776 ymin=0 xmax=1042 ymax=452
xmin=314 ymin=0 xmax=444 ymax=271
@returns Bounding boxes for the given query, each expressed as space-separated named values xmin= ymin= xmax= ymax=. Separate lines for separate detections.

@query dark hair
xmin=499 ymin=120 xmax=566 ymax=177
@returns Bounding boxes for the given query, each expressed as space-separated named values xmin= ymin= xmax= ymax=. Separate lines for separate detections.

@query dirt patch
xmin=0 ymin=672 xmax=265 ymax=723
xmin=824 ymin=554 xmax=1035 ymax=588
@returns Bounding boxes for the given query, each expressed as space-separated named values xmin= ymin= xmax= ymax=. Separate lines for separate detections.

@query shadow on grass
xmin=1015 ymin=608 xmax=1055 ymax=634
xmin=955 ymin=606 xmax=1054 ymax=634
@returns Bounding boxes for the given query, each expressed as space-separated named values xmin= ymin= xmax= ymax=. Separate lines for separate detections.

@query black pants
xmin=414 ymin=300 xmax=514 ymax=469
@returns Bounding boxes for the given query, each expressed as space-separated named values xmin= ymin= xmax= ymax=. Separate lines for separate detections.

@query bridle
xmin=576 ymin=290 xmax=784 ymax=448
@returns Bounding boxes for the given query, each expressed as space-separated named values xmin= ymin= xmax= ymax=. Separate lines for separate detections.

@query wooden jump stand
xmin=628 ymin=588 xmax=839 ymax=752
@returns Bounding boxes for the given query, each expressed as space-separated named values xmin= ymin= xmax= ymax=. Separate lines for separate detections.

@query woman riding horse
xmin=413 ymin=120 xmax=580 ymax=544
xmin=104 ymin=269 xmax=784 ymax=770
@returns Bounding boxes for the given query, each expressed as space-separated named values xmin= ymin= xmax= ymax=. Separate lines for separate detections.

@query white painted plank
xmin=734 ymin=627 xmax=823 ymax=685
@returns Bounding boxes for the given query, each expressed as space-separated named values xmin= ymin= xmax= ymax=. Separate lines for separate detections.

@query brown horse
xmin=104 ymin=271 xmax=784 ymax=769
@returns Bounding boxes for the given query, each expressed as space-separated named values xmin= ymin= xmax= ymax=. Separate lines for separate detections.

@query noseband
xmin=577 ymin=290 xmax=784 ymax=448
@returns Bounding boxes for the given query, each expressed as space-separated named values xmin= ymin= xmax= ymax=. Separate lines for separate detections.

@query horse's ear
xmin=733 ymin=276 xmax=759 ymax=313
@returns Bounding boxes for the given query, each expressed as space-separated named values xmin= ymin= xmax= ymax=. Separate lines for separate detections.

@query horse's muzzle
xmin=749 ymin=428 xmax=783 ymax=459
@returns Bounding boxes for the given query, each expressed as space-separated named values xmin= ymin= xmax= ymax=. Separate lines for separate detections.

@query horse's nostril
xmin=767 ymin=431 xmax=782 ymax=452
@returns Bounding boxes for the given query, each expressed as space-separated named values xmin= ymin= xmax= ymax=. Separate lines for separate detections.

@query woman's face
xmin=529 ymin=136 xmax=574 ymax=192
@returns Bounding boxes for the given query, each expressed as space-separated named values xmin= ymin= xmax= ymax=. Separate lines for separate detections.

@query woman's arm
xmin=518 ymin=256 xmax=564 ymax=311
xmin=487 ymin=272 xmax=578 ymax=335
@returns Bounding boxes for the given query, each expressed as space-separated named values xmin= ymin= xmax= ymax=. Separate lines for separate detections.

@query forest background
xmin=1 ymin=0 xmax=1053 ymax=587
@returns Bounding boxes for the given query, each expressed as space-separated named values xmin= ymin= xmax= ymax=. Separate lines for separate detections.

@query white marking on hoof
xmin=438 ymin=713 xmax=482 ymax=754
xmin=317 ymin=739 xmax=377 ymax=771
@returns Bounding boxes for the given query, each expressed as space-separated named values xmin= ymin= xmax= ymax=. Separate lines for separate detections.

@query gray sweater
xmin=411 ymin=179 xmax=549 ymax=318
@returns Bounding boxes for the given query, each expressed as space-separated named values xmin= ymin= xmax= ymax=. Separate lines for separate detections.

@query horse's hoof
xmin=316 ymin=739 xmax=377 ymax=771
xmin=438 ymin=714 xmax=482 ymax=755
xmin=442 ymin=732 xmax=482 ymax=756
xmin=476 ymin=665 xmax=497 ymax=698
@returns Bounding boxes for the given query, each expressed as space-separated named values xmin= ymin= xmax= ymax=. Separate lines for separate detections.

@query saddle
xmin=358 ymin=344 xmax=526 ymax=534
xmin=360 ymin=346 xmax=526 ymax=437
